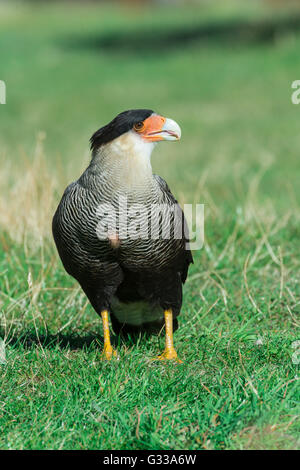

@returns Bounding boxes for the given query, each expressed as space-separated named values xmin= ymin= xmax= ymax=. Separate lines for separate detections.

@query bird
xmin=52 ymin=109 xmax=193 ymax=362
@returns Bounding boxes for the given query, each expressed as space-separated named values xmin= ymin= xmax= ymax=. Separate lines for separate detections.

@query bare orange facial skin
xmin=133 ymin=115 xmax=166 ymax=142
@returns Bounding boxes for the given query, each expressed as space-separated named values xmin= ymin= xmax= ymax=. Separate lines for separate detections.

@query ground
xmin=0 ymin=0 xmax=299 ymax=450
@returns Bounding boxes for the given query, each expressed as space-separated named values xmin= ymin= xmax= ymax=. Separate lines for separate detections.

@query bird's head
xmin=89 ymin=110 xmax=181 ymax=187
xmin=90 ymin=109 xmax=181 ymax=155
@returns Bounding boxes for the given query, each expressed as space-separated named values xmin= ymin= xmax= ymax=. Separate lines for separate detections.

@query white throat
xmin=94 ymin=131 xmax=155 ymax=190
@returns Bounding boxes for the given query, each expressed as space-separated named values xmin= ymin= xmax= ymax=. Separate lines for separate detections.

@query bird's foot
xmin=152 ymin=348 xmax=183 ymax=363
xmin=100 ymin=345 xmax=118 ymax=361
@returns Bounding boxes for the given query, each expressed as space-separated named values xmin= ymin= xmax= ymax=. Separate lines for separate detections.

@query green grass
xmin=0 ymin=0 xmax=299 ymax=450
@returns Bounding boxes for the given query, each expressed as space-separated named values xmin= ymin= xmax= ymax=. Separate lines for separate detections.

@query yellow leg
xmin=100 ymin=310 xmax=118 ymax=361
xmin=153 ymin=309 xmax=182 ymax=363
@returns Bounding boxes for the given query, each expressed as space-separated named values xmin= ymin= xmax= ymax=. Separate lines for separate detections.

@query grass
xmin=0 ymin=0 xmax=299 ymax=450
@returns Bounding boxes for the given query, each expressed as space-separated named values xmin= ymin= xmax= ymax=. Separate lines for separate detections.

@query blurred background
xmin=1 ymin=0 xmax=300 ymax=202
xmin=1 ymin=0 xmax=300 ymax=216
xmin=1 ymin=0 xmax=300 ymax=451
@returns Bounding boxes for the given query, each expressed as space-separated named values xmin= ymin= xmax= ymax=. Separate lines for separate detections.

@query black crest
xmin=90 ymin=109 xmax=154 ymax=150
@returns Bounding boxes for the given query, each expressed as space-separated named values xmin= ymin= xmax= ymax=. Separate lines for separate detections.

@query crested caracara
xmin=52 ymin=109 xmax=193 ymax=362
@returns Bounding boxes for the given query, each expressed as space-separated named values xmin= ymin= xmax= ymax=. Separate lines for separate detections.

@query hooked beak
xmin=154 ymin=117 xmax=181 ymax=141
xmin=139 ymin=115 xmax=181 ymax=142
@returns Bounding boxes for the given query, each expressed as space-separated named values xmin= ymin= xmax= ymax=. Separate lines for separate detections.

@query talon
xmin=152 ymin=348 xmax=183 ymax=363
xmin=101 ymin=346 xmax=118 ymax=361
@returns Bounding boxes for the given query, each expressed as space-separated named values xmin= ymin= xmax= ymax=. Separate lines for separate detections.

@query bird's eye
xmin=134 ymin=121 xmax=145 ymax=132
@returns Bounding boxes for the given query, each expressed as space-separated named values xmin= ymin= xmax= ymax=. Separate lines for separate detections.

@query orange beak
xmin=136 ymin=114 xmax=181 ymax=142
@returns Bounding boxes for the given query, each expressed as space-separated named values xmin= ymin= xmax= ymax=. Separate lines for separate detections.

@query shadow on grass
xmin=3 ymin=330 xmax=102 ymax=350
xmin=2 ymin=329 xmax=151 ymax=351
xmin=62 ymin=14 xmax=300 ymax=55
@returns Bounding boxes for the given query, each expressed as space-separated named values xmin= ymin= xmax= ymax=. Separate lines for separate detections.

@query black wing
xmin=153 ymin=174 xmax=193 ymax=284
